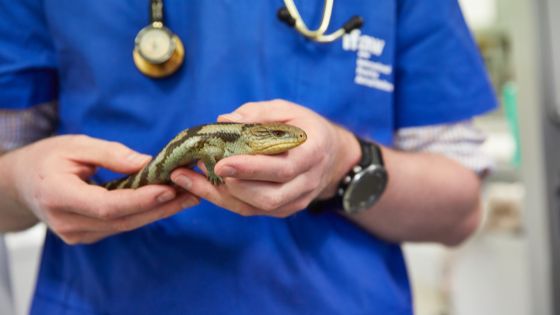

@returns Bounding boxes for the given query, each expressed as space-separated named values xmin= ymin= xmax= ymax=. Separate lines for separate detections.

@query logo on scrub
xmin=342 ymin=30 xmax=394 ymax=93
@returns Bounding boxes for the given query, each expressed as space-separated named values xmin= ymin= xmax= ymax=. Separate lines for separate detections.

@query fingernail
xmin=157 ymin=191 xmax=175 ymax=203
xmin=173 ymin=175 xmax=192 ymax=190
xmin=181 ymin=196 xmax=200 ymax=208
xmin=220 ymin=166 xmax=236 ymax=177
xmin=219 ymin=112 xmax=243 ymax=122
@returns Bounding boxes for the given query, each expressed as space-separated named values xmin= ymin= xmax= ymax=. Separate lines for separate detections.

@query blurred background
xmin=2 ymin=0 xmax=560 ymax=314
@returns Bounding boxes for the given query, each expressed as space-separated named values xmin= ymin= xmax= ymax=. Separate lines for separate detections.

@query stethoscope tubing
xmin=279 ymin=0 xmax=363 ymax=43
xmin=283 ymin=0 xmax=334 ymax=38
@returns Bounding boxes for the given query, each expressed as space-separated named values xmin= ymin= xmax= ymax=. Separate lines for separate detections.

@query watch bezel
xmin=342 ymin=164 xmax=388 ymax=214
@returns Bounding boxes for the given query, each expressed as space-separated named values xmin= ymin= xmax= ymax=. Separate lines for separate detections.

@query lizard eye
xmin=271 ymin=130 xmax=286 ymax=137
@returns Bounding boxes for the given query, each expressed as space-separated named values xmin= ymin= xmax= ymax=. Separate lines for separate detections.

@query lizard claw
xmin=208 ymin=174 xmax=224 ymax=186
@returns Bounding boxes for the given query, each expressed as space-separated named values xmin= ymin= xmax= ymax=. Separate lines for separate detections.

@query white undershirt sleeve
xmin=394 ymin=120 xmax=493 ymax=176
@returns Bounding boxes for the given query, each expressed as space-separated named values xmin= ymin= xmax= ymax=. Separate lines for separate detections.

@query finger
xmin=72 ymin=232 xmax=108 ymax=245
xmin=59 ymin=230 xmax=126 ymax=245
xmin=263 ymin=193 xmax=314 ymax=218
xmin=52 ymin=230 xmax=105 ymax=245
xmin=170 ymin=168 xmax=262 ymax=216
xmin=218 ymin=99 xmax=310 ymax=123
xmin=214 ymin=153 xmax=314 ymax=183
xmin=224 ymin=174 xmax=313 ymax=212
xmin=51 ymin=192 xmax=198 ymax=234
xmin=52 ymin=193 xmax=198 ymax=245
xmin=58 ymin=176 xmax=179 ymax=220
xmin=63 ymin=135 xmax=151 ymax=174
xmin=106 ymin=192 xmax=198 ymax=232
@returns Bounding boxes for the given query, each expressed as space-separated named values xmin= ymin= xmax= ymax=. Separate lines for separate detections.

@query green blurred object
xmin=502 ymin=82 xmax=521 ymax=167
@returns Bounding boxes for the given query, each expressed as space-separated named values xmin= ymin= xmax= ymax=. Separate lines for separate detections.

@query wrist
xmin=318 ymin=125 xmax=361 ymax=200
xmin=312 ymin=133 xmax=389 ymax=214
xmin=1 ymin=148 xmax=29 ymax=208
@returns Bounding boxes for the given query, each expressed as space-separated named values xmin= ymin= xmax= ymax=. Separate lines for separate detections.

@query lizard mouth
xmin=257 ymin=136 xmax=306 ymax=154
xmin=248 ymin=124 xmax=307 ymax=154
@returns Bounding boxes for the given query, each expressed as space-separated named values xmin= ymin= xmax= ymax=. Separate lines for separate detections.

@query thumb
xmin=66 ymin=135 xmax=151 ymax=174
xmin=218 ymin=99 xmax=303 ymax=123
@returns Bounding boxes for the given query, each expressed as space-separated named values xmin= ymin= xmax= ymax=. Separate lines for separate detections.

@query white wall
xmin=5 ymin=225 xmax=45 ymax=315
xmin=459 ymin=0 xmax=497 ymax=29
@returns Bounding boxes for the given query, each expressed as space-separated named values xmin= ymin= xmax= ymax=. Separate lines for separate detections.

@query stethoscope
xmin=133 ymin=0 xmax=363 ymax=78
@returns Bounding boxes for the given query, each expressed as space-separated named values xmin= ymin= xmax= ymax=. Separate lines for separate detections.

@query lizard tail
xmin=103 ymin=177 xmax=127 ymax=190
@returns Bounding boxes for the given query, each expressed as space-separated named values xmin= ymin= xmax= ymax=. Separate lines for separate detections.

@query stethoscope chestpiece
xmin=133 ymin=0 xmax=184 ymax=78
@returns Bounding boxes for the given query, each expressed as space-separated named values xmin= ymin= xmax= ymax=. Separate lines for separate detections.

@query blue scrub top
xmin=0 ymin=1 xmax=495 ymax=314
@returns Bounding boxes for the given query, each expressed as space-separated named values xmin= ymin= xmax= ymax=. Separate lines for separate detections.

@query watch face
xmin=343 ymin=165 xmax=388 ymax=213
xmin=135 ymin=25 xmax=176 ymax=64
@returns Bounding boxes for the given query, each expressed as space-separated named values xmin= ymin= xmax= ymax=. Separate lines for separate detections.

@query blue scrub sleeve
xmin=394 ymin=0 xmax=497 ymax=128
xmin=0 ymin=0 xmax=58 ymax=109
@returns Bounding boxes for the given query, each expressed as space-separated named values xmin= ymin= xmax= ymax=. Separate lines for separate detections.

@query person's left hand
xmin=170 ymin=99 xmax=360 ymax=218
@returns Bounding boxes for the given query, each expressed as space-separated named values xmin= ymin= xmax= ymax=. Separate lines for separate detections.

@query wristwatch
xmin=309 ymin=136 xmax=388 ymax=214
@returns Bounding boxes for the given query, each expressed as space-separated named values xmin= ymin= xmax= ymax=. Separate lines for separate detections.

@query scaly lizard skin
xmin=104 ymin=122 xmax=307 ymax=190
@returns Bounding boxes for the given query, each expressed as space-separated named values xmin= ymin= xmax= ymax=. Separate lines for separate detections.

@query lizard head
xmin=243 ymin=123 xmax=307 ymax=154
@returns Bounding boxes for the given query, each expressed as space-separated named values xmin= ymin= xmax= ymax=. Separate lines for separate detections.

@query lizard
xmin=103 ymin=122 xmax=307 ymax=190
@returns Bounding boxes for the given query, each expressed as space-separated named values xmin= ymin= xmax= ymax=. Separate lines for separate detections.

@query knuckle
xmin=59 ymin=234 xmax=82 ymax=245
xmin=96 ymin=207 xmax=118 ymax=221
xmin=259 ymin=194 xmax=283 ymax=212
xmin=238 ymin=102 xmax=257 ymax=112
xmin=103 ymin=141 xmax=129 ymax=161
xmin=270 ymin=211 xmax=291 ymax=219
xmin=109 ymin=141 xmax=130 ymax=154
xmin=234 ymin=205 xmax=257 ymax=217
xmin=236 ymin=210 xmax=252 ymax=217
xmin=277 ymin=165 xmax=296 ymax=181
xmin=71 ymin=134 xmax=91 ymax=144
xmin=37 ymin=190 xmax=60 ymax=211
xmin=238 ymin=166 xmax=256 ymax=178
xmin=112 ymin=220 xmax=133 ymax=232
xmin=51 ymin=221 xmax=74 ymax=235
xmin=47 ymin=219 xmax=62 ymax=232
xmin=294 ymin=198 xmax=312 ymax=211
xmin=271 ymin=98 xmax=288 ymax=106
xmin=81 ymin=235 xmax=103 ymax=245
xmin=243 ymin=101 xmax=257 ymax=108
xmin=306 ymin=178 xmax=321 ymax=193
xmin=109 ymin=140 xmax=125 ymax=148
xmin=92 ymin=200 xmax=119 ymax=220
xmin=310 ymin=144 xmax=325 ymax=161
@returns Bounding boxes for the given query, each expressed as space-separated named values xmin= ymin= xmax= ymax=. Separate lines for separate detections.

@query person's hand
xmin=1 ymin=135 xmax=198 ymax=244
xmin=170 ymin=99 xmax=360 ymax=217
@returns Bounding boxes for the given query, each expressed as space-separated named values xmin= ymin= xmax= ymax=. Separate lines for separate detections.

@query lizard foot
xmin=208 ymin=174 xmax=224 ymax=186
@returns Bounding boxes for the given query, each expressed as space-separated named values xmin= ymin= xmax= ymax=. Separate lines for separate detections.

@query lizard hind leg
xmin=201 ymin=155 xmax=224 ymax=185
xmin=198 ymin=144 xmax=225 ymax=185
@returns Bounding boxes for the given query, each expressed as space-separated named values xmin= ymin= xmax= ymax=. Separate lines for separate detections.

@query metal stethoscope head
xmin=277 ymin=0 xmax=363 ymax=43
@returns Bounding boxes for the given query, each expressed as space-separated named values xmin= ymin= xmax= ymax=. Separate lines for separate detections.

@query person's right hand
xmin=0 ymin=135 xmax=198 ymax=245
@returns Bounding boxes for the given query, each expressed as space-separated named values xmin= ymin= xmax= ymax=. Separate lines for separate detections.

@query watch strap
xmin=359 ymin=137 xmax=384 ymax=168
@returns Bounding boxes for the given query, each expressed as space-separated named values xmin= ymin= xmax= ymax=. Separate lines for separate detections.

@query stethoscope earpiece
xmin=277 ymin=7 xmax=296 ymax=27
xmin=342 ymin=16 xmax=364 ymax=33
